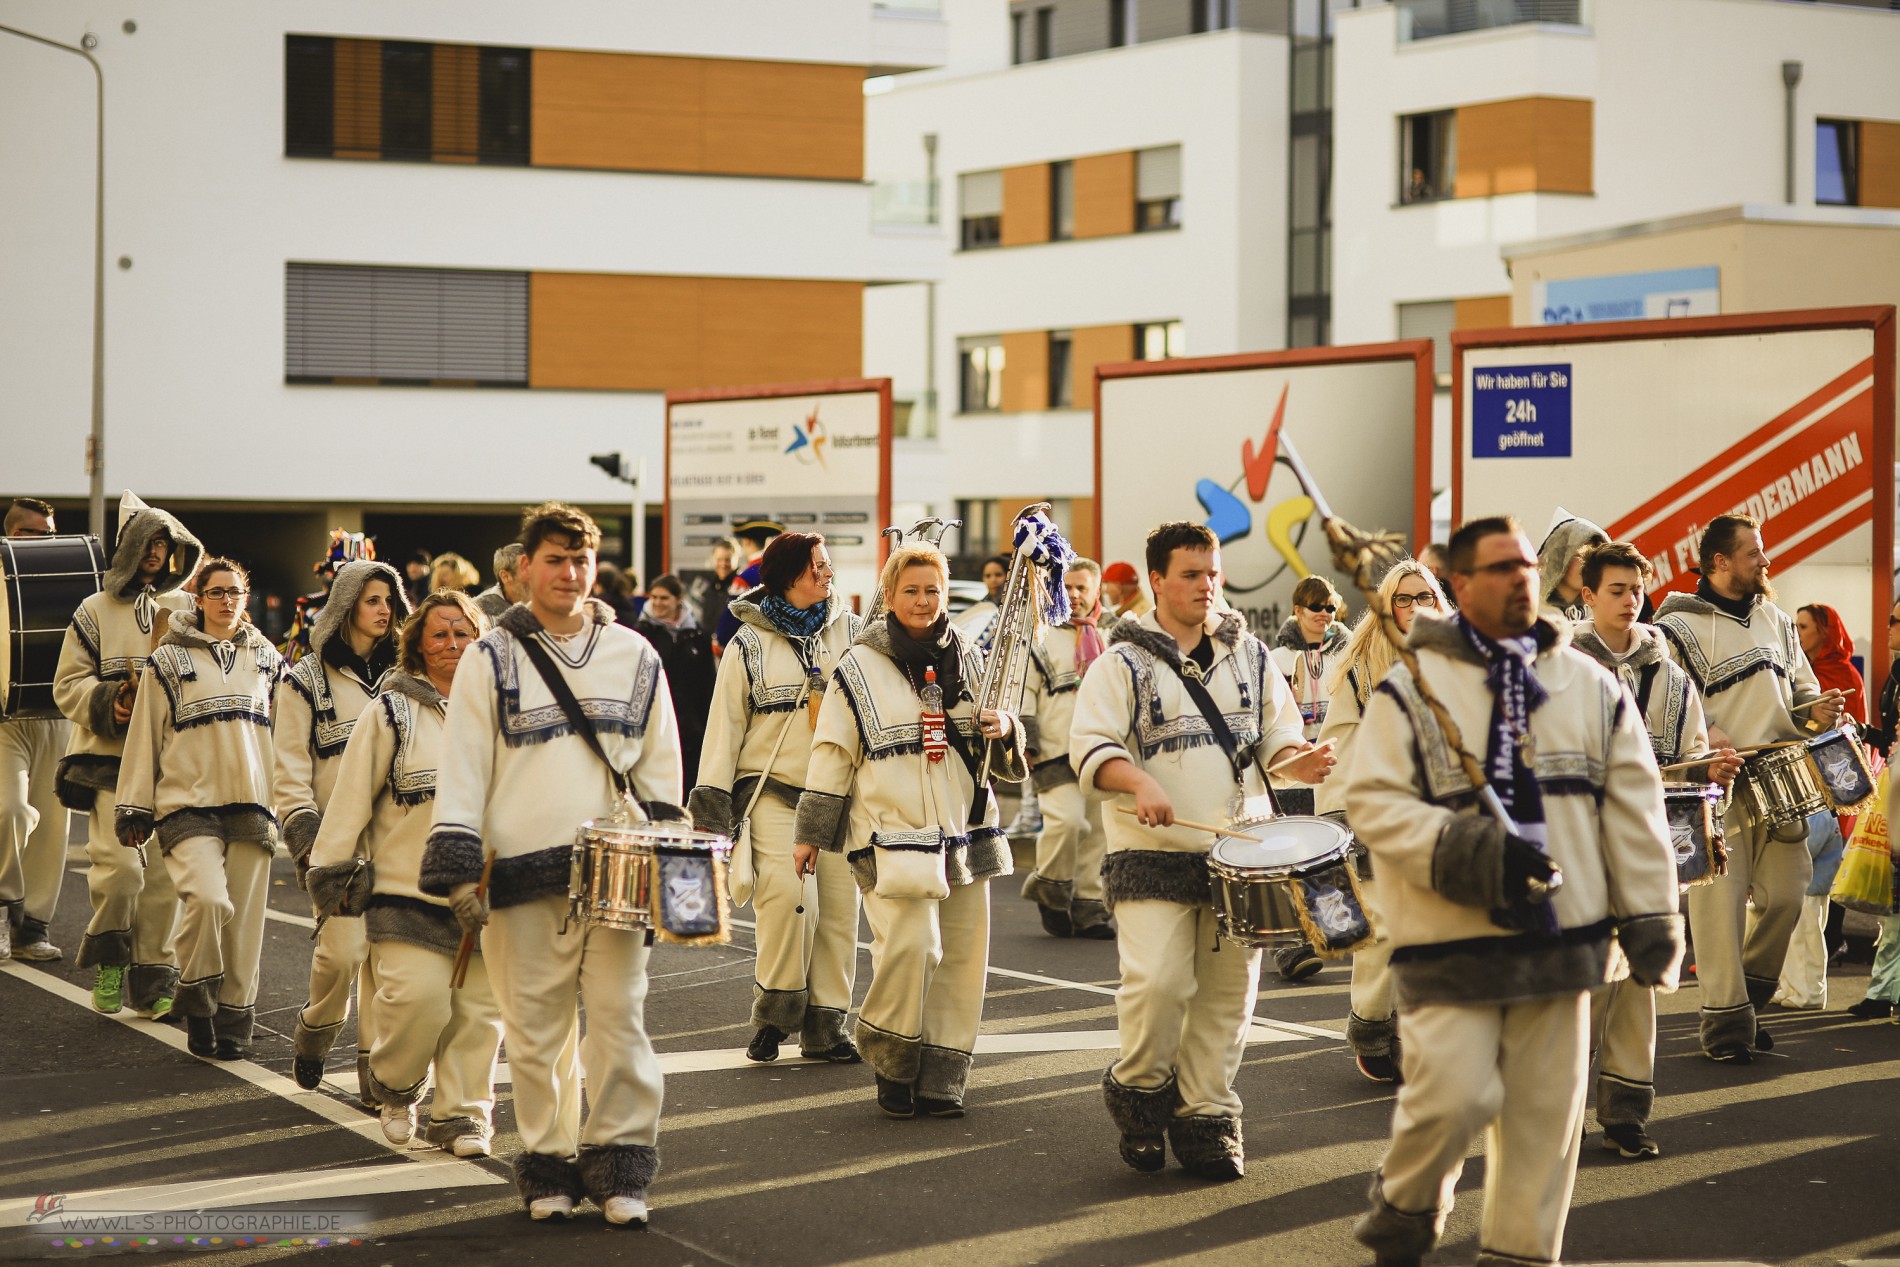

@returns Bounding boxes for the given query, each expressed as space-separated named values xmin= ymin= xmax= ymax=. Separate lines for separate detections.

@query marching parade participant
xmin=690 ymin=534 xmax=863 ymax=1064
xmin=1101 ymin=561 xmax=1151 ymax=621
xmin=1018 ymin=557 xmax=1118 ymax=940
xmin=53 ymin=493 xmax=201 ymax=1013
xmin=1314 ymin=557 xmax=1449 ymax=1083
xmin=308 ymin=591 xmax=503 ymax=1155
xmin=1537 ymin=509 xmax=1608 ymax=622
xmin=2 ymin=498 xmax=72 ymax=964
xmin=1070 ymin=521 xmax=1332 ymax=1181
xmin=117 ymin=558 xmax=285 ymax=1061
xmin=951 ymin=553 xmax=1012 ymax=650
xmin=1347 ymin=517 xmax=1680 ymax=1267
xmin=473 ymin=542 xmax=525 ymax=621
xmin=1573 ymin=541 xmax=1740 ymax=1158
xmin=422 ymin=502 xmax=684 ymax=1225
xmin=792 ymin=540 xmax=1026 ymax=1120
xmin=1268 ymin=573 xmax=1349 ymax=981
xmin=277 ymin=559 xmax=410 ymax=1100
xmin=1656 ymin=514 xmax=1842 ymax=1062
xmin=714 ymin=520 xmax=782 ymax=651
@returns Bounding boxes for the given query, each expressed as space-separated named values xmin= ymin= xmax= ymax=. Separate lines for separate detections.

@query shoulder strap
xmin=738 ymin=674 xmax=813 ymax=825
xmin=1634 ymin=661 xmax=1661 ymax=716
xmin=1154 ymin=652 xmax=1261 ymax=794
xmin=517 ymin=632 xmax=629 ymax=798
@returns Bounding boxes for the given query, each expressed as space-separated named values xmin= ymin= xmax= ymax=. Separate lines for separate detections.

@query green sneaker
xmin=135 ymin=995 xmax=175 ymax=1022
xmin=92 ymin=965 xmax=125 ymax=1014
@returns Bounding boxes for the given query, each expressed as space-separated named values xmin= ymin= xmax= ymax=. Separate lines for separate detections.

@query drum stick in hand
xmin=1790 ymin=688 xmax=1855 ymax=715
xmin=1114 ymin=805 xmax=1233 ymax=836
xmin=451 ymin=851 xmax=494 ymax=991
xmin=1265 ymin=739 xmax=1336 ymax=777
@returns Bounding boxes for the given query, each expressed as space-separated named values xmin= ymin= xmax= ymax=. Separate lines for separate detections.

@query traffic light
xmin=590 ymin=452 xmax=626 ymax=480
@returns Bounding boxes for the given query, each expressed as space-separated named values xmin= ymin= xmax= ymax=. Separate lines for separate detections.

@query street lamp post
xmin=0 ymin=23 xmax=105 ymax=535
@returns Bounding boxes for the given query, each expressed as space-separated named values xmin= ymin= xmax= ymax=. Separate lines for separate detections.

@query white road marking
xmin=0 ymin=1163 xmax=490 ymax=1230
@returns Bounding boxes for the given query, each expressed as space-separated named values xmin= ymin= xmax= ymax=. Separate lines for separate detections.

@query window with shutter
xmin=286 ymin=263 xmax=529 ymax=386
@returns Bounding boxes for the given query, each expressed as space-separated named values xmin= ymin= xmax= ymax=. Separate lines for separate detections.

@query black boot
xmin=747 ymin=1025 xmax=787 ymax=1063
xmin=185 ymin=1014 xmax=216 ymax=1059
xmin=875 ymin=1076 xmax=915 ymax=1119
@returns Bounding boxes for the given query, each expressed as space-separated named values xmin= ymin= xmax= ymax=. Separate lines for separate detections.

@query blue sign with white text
xmin=1471 ymin=364 xmax=1572 ymax=458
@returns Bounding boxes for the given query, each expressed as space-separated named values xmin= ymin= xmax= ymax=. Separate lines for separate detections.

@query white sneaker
xmin=528 ymin=1195 xmax=575 ymax=1221
xmin=379 ymin=1102 xmax=416 ymax=1145
xmin=11 ymin=937 xmax=60 ymax=962
xmin=450 ymin=1134 xmax=492 ymax=1158
xmin=602 ymin=1194 xmax=649 ymax=1227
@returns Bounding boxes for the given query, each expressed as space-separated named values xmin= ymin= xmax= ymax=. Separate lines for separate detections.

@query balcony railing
xmin=871 ymin=179 xmax=939 ymax=227
xmin=1396 ymin=0 xmax=1589 ymax=42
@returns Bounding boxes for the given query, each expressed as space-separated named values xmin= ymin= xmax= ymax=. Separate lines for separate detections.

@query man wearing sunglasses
xmin=1348 ymin=516 xmax=1679 ymax=1267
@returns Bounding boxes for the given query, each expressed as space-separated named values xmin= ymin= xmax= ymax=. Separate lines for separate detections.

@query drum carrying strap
xmin=1634 ymin=662 xmax=1660 ymax=717
xmin=1156 ymin=655 xmax=1281 ymax=818
xmin=519 ymin=634 xmax=631 ymax=800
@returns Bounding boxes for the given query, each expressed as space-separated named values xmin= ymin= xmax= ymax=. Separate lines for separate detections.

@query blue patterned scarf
xmin=760 ymin=593 xmax=827 ymax=640
xmin=1459 ymin=614 xmax=1557 ymax=934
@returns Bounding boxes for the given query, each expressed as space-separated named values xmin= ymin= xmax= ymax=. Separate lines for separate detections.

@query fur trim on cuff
xmin=292 ymin=1014 xmax=346 ymax=1062
xmin=422 ymin=1116 xmax=489 ymax=1148
xmin=56 ymin=754 xmax=118 ymax=811
xmin=1390 ymin=925 xmax=1611 ymax=1008
xmin=1617 ymin=913 xmax=1685 ymax=989
xmin=689 ymin=785 xmax=733 ymax=838
xmin=1167 ymin=1114 xmax=1243 ymax=1168
xmin=127 ymin=963 xmax=180 ymax=1011
xmin=153 ymin=805 xmax=277 ymax=852
xmin=579 ymin=1143 xmax=661 ymax=1202
xmin=366 ymin=1062 xmax=428 ymax=1108
xmin=986 ymin=726 xmax=1030 ymax=786
xmin=846 ymin=845 xmax=876 ymax=892
xmin=513 ymin=1153 xmax=585 ymax=1205
xmin=115 ymin=808 xmax=154 ymax=850
xmin=799 ymin=1006 xmax=853 ymax=1055
xmin=640 ymin=800 xmax=689 ymax=824
xmin=752 ymin=984 xmax=808 ymax=1033
xmin=1346 ymin=1011 xmax=1398 ymax=1059
xmin=1101 ymin=850 xmax=1211 ymax=911
xmin=1744 ymin=973 xmax=1779 ymax=1011
xmin=1031 ymin=756 xmax=1079 ymax=793
xmin=87 ymin=679 xmax=128 ymax=740
xmin=1698 ymin=1001 xmax=1756 ymax=1055
xmin=487 ymin=846 xmax=574 ymax=909
xmin=794 ymin=791 xmax=848 ymax=852
xmin=174 ymin=974 xmax=222 ymax=1019
xmin=958 ymin=830 xmax=1014 ymax=884
xmin=1431 ymin=813 xmax=1506 ymax=910
xmin=418 ymin=830 xmax=484 ymax=897
xmin=77 ymin=927 xmax=133 ymax=970
xmin=308 ymin=860 xmax=373 ymax=919
xmin=1596 ymin=1072 xmax=1654 ymax=1130
xmin=212 ymin=1004 xmax=254 ymax=1048
xmin=283 ymin=810 xmax=321 ymax=863
xmin=1072 ymin=898 xmax=1112 ymax=932
xmin=1101 ymin=1070 xmax=1180 ymax=1138
xmin=1020 ymin=716 xmax=1041 ymax=751
xmin=855 ymin=1017 xmax=922 ymax=1082
xmin=1353 ymin=1174 xmax=1443 ymax=1261
xmin=918 ymin=1045 xmax=972 ymax=1104
xmin=1020 ymin=871 xmax=1074 ymax=911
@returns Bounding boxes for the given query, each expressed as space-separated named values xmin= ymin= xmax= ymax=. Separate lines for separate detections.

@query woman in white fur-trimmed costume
xmin=422 ymin=502 xmax=683 ymax=1226
xmin=308 ymin=590 xmax=503 ymax=1156
xmin=792 ymin=541 xmax=1027 ymax=1119
xmin=689 ymin=532 xmax=863 ymax=1064
xmin=116 ymin=558 xmax=284 ymax=1061
xmin=1315 ymin=558 xmax=1449 ymax=1084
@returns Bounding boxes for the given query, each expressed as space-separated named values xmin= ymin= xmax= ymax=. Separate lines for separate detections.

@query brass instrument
xmin=969 ymin=502 xmax=1068 ymax=818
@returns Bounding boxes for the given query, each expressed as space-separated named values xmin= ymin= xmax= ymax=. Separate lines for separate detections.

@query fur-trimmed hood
xmin=852 ymin=612 xmax=984 ymax=701
xmin=159 ymin=606 xmax=274 ymax=652
xmin=1404 ymin=610 xmax=1571 ymax=665
xmin=1654 ymin=589 xmax=1751 ymax=624
xmin=1273 ymin=614 xmax=1348 ymax=655
xmin=497 ymin=596 xmax=616 ymax=640
xmin=104 ymin=493 xmax=203 ymax=599
xmin=1569 ymin=620 xmax=1666 ymax=674
xmin=729 ymin=585 xmax=849 ymax=637
xmin=310 ymin=560 xmax=410 ymax=657
xmin=378 ymin=669 xmax=446 ymax=710
xmin=1537 ymin=509 xmax=1608 ymax=606
xmin=1109 ymin=609 xmax=1246 ymax=671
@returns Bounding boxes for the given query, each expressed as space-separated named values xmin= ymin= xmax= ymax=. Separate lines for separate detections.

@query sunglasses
xmin=1391 ymin=592 xmax=1441 ymax=610
xmin=1303 ymin=603 xmax=1337 ymax=614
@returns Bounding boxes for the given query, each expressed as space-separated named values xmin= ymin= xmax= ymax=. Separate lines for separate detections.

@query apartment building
xmin=2 ymin=0 xmax=945 ymax=599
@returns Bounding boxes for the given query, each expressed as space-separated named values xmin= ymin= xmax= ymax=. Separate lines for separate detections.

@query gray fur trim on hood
xmin=378 ymin=669 xmax=444 ymax=710
xmin=497 ymin=596 xmax=614 ymax=640
xmin=1405 ymin=609 xmax=1571 ymax=667
xmin=1569 ymin=620 xmax=1666 ymax=674
xmin=1274 ymin=614 xmax=1349 ymax=654
xmin=729 ymin=585 xmax=850 ymax=636
xmin=1109 ymin=609 xmax=1246 ymax=670
xmin=311 ymin=560 xmax=410 ymax=657
xmin=160 ymin=606 xmax=275 ymax=653
xmin=105 ymin=499 xmax=204 ymax=598
xmin=1536 ymin=510 xmax=1608 ymax=607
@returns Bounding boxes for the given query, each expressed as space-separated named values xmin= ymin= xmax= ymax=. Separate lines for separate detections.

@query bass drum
xmin=0 ymin=534 xmax=107 ymax=720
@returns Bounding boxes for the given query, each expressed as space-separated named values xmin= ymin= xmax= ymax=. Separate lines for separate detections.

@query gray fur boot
xmin=855 ymin=1018 xmax=922 ymax=1083
xmin=1167 ymin=1113 xmax=1244 ymax=1180
xmin=578 ymin=1143 xmax=660 ymax=1203
xmin=1353 ymin=1174 xmax=1442 ymax=1262
xmin=513 ymin=1153 xmax=584 ymax=1208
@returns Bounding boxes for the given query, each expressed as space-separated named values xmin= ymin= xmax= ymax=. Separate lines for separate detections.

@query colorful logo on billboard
xmin=1190 ymin=384 xmax=1319 ymax=594
xmin=785 ymin=407 xmax=828 ymax=468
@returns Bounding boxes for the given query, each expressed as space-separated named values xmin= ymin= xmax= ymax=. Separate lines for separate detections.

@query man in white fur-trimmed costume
xmin=1068 ymin=521 xmax=1333 ymax=1181
xmin=1346 ymin=517 xmax=1681 ymax=1267
xmin=277 ymin=558 xmax=410 ymax=1101
xmin=53 ymin=491 xmax=202 ymax=1015
xmin=422 ymin=501 xmax=684 ymax=1226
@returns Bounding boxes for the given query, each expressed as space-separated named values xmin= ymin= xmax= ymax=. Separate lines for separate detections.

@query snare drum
xmin=0 ymin=534 xmax=107 ymax=720
xmin=1804 ymin=725 xmax=1878 ymax=815
xmin=1207 ymin=815 xmax=1374 ymax=957
xmin=1663 ymin=782 xmax=1724 ymax=887
xmin=567 ymin=820 xmax=732 ymax=945
xmin=1737 ymin=744 xmax=1827 ymax=830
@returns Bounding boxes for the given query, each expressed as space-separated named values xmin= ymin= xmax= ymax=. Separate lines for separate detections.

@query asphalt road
xmin=4 ymin=834 xmax=1899 ymax=1267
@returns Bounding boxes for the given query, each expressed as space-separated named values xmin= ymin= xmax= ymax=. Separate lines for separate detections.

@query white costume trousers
xmin=367 ymin=938 xmax=504 ymax=1133
xmin=748 ymin=797 xmax=860 ymax=1029
xmin=79 ymin=790 xmax=178 ymax=976
xmin=164 ymin=836 xmax=271 ymax=1012
xmin=300 ymin=915 xmax=377 ymax=1057
xmin=1685 ymin=801 xmax=1810 ymax=1033
xmin=0 ymin=718 xmax=69 ymax=924
xmin=1588 ymin=978 xmax=1656 ymax=1128
xmin=1032 ymin=782 xmax=1106 ymax=901
xmin=858 ymin=878 xmax=990 ymax=1066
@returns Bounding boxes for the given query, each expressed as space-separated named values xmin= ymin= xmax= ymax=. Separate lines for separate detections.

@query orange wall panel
xmin=1068 ymin=323 xmax=1134 ymax=407
xmin=697 ymin=278 xmax=863 ymax=386
xmin=333 ymin=38 xmax=382 ymax=159
xmin=1002 ymin=164 xmax=1051 ymax=247
xmin=1453 ymin=294 xmax=1513 ymax=330
xmin=1455 ymin=96 xmax=1592 ymax=198
xmin=431 ymin=43 xmax=480 ymax=162
xmin=1861 ymin=120 xmax=1900 ymax=209
xmin=1000 ymin=331 xmax=1048 ymax=412
xmin=700 ymin=58 xmax=862 ymax=180
xmin=1074 ymin=151 xmax=1136 ymax=239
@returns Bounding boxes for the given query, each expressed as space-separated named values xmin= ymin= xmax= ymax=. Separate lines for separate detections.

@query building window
xmin=1050 ymin=160 xmax=1076 ymax=240
xmin=1192 ymin=0 xmax=1233 ymax=33
xmin=959 ymin=337 xmax=1005 ymax=413
xmin=959 ymin=170 xmax=1004 ymax=250
xmin=1817 ymin=118 xmax=1859 ymax=206
xmin=1035 ymin=7 xmax=1055 ymax=59
xmin=1134 ymin=321 xmax=1184 ymax=360
xmin=1048 ymin=331 xmax=1074 ymax=408
xmin=1109 ymin=0 xmax=1133 ymax=47
xmin=284 ymin=35 xmax=531 ymax=165
xmin=1399 ymin=110 xmax=1455 ymax=203
xmin=1012 ymin=12 xmax=1026 ymax=63
xmin=1136 ymin=145 xmax=1182 ymax=230
xmin=286 ymin=263 xmax=529 ymax=386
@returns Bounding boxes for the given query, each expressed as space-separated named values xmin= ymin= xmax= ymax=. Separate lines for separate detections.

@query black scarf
xmin=1696 ymin=577 xmax=1756 ymax=621
xmin=323 ymin=631 xmax=397 ymax=688
xmin=884 ymin=612 xmax=964 ymax=705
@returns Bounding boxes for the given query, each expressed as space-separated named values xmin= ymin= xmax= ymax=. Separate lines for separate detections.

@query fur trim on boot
xmin=513 ymin=1153 xmax=585 ymax=1206
xmin=212 ymin=1005 xmax=254 ymax=1049
xmin=752 ymin=984 xmax=808 ymax=1034
xmin=854 ymin=1018 xmax=922 ymax=1083
xmin=1475 ymin=1250 xmax=1557 ymax=1267
xmin=174 ymin=974 xmax=221 ymax=1019
xmin=799 ymin=1005 xmax=854 ymax=1057
xmin=1699 ymin=1001 xmax=1756 ymax=1057
xmin=1101 ymin=1069 xmax=1180 ymax=1138
xmin=917 ymin=1045 xmax=972 ymax=1105
xmin=76 ymin=928 xmax=132 ymax=971
xmin=422 ymin=1116 xmax=489 ymax=1149
xmin=126 ymin=963 xmax=180 ymax=1011
xmin=1595 ymin=1072 xmax=1653 ymax=1130
xmin=1020 ymin=871 xmax=1074 ymax=911
xmin=366 ymin=1062 xmax=427 ymax=1108
xmin=1346 ymin=1010 xmax=1398 ymax=1059
xmin=292 ymin=1014 xmax=344 ymax=1062
xmin=1071 ymin=898 xmax=1113 ymax=933
xmin=1167 ymin=1114 xmax=1244 ymax=1177
xmin=579 ymin=1143 xmax=661 ymax=1202
xmin=1353 ymin=1174 xmax=1443 ymax=1261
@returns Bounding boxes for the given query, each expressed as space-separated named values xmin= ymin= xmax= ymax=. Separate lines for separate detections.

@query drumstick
xmin=1790 ymin=688 xmax=1856 ymax=714
xmin=1657 ymin=754 xmax=1723 ymax=774
xmin=450 ymin=850 xmax=494 ymax=990
xmin=1115 ymin=805 xmax=1234 ymax=836
xmin=1265 ymin=739 xmax=1337 ymax=777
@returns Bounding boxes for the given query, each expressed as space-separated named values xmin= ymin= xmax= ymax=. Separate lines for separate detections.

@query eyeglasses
xmin=1392 ymin=592 xmax=1441 ymax=610
xmin=201 ymin=587 xmax=249 ymax=602
xmin=1889 ymin=615 xmax=1900 ymax=628
xmin=1459 ymin=559 xmax=1539 ymax=577
xmin=1303 ymin=603 xmax=1337 ymax=614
